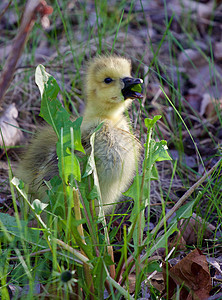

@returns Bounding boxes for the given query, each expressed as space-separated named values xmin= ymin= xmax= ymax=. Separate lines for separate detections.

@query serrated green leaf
xmin=88 ymin=185 xmax=99 ymax=200
xmin=144 ymin=115 xmax=161 ymax=131
xmin=59 ymin=120 xmax=85 ymax=153
xmin=35 ymin=64 xmax=60 ymax=99
xmin=131 ymin=83 xmax=142 ymax=93
xmin=170 ymin=199 xmax=196 ymax=224
xmin=146 ymin=139 xmax=172 ymax=165
xmin=146 ymin=222 xmax=178 ymax=254
xmin=36 ymin=65 xmax=61 ymax=131
xmin=32 ymin=199 xmax=48 ymax=215
xmin=57 ymin=142 xmax=81 ymax=183
xmin=68 ymin=117 xmax=85 ymax=153
xmin=36 ymin=64 xmax=85 ymax=153
xmin=35 ymin=65 xmax=85 ymax=186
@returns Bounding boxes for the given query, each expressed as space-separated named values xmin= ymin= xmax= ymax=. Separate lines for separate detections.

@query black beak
xmin=121 ymin=77 xmax=143 ymax=100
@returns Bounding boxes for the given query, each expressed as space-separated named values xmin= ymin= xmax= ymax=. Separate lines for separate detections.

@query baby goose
xmin=16 ymin=55 xmax=143 ymax=213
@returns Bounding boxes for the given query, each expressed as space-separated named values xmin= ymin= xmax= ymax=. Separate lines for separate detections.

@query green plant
xmin=0 ymin=65 xmax=176 ymax=299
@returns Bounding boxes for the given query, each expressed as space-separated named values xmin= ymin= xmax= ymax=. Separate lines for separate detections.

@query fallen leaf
xmin=179 ymin=48 xmax=222 ymax=99
xmin=207 ymin=257 xmax=222 ymax=276
xmin=162 ymin=248 xmax=212 ymax=300
xmin=178 ymin=213 xmax=216 ymax=245
xmin=150 ymin=272 xmax=165 ymax=293
xmin=200 ymin=93 xmax=222 ymax=121
xmin=0 ymin=103 xmax=23 ymax=147
xmin=169 ymin=213 xmax=216 ymax=248
xmin=125 ymin=274 xmax=136 ymax=294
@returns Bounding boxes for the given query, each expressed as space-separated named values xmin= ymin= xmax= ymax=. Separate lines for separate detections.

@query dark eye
xmin=104 ymin=77 xmax=113 ymax=84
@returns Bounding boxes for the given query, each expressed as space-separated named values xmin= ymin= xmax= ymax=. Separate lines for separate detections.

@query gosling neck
xmin=82 ymin=100 xmax=131 ymax=128
xmin=83 ymin=105 xmax=121 ymax=123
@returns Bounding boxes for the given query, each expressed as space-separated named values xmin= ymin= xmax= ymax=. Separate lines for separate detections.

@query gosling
xmin=16 ymin=55 xmax=143 ymax=214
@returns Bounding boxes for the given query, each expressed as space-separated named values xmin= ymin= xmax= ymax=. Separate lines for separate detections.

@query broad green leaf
xmin=56 ymin=143 xmax=81 ymax=183
xmin=175 ymin=200 xmax=195 ymax=220
xmin=88 ymin=185 xmax=99 ymax=200
xmin=70 ymin=117 xmax=85 ymax=153
xmin=91 ymin=256 xmax=106 ymax=297
xmin=32 ymin=199 xmax=48 ymax=215
xmin=18 ymin=180 xmax=24 ymax=189
xmin=35 ymin=65 xmax=85 ymax=186
xmin=0 ymin=213 xmax=47 ymax=248
xmin=36 ymin=64 xmax=85 ymax=153
xmin=36 ymin=65 xmax=61 ymax=131
xmin=146 ymin=139 xmax=172 ymax=166
xmin=35 ymin=64 xmax=60 ymax=99
xmin=145 ymin=261 xmax=162 ymax=273
xmin=132 ymin=209 xmax=145 ymax=243
xmin=142 ymin=222 xmax=178 ymax=256
xmin=169 ymin=198 xmax=197 ymax=225
xmin=144 ymin=115 xmax=161 ymax=131
xmin=0 ymin=212 xmax=26 ymax=240
xmin=131 ymin=83 xmax=142 ymax=93
xmin=56 ymin=122 xmax=83 ymax=183
xmin=145 ymin=164 xmax=159 ymax=180
xmin=46 ymin=177 xmax=66 ymax=217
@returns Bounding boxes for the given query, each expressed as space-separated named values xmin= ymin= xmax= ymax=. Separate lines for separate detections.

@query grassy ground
xmin=0 ymin=0 xmax=222 ymax=299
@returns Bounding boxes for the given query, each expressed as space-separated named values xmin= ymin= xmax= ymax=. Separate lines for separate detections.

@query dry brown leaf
xmin=185 ymin=92 xmax=222 ymax=123
xmin=200 ymin=93 xmax=222 ymax=121
xmin=0 ymin=103 xmax=23 ymax=147
xmin=178 ymin=213 xmax=215 ymax=245
xmin=150 ymin=272 xmax=165 ymax=293
xmin=162 ymin=248 xmax=212 ymax=300
xmin=179 ymin=48 xmax=222 ymax=99
xmin=167 ymin=213 xmax=215 ymax=251
xmin=168 ymin=230 xmax=187 ymax=252
xmin=207 ymin=257 xmax=222 ymax=276
xmin=125 ymin=274 xmax=136 ymax=294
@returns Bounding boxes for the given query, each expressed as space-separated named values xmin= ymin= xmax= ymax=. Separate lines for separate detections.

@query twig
xmin=0 ymin=1 xmax=13 ymax=21
xmin=8 ymin=248 xmax=52 ymax=260
xmin=0 ymin=0 xmax=53 ymax=106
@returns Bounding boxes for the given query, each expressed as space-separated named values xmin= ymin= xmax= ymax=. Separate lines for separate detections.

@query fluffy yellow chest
xmin=82 ymin=119 xmax=141 ymax=212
